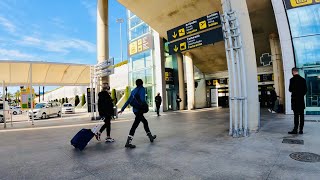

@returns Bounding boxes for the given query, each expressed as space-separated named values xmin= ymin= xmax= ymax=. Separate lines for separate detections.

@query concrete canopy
xmin=0 ymin=61 xmax=91 ymax=86
xmin=118 ymin=0 xmax=278 ymax=73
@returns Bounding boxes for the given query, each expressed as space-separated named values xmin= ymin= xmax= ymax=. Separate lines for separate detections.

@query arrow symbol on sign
xmin=172 ymin=32 xmax=177 ymax=39
xmin=173 ymin=45 xmax=179 ymax=52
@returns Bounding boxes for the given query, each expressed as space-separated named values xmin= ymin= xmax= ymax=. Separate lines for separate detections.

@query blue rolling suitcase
xmin=71 ymin=129 xmax=94 ymax=151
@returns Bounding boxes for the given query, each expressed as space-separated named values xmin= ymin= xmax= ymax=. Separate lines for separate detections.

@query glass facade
xmin=287 ymin=4 xmax=320 ymax=113
xmin=127 ymin=11 xmax=155 ymax=107
xmin=287 ymin=4 xmax=320 ymax=67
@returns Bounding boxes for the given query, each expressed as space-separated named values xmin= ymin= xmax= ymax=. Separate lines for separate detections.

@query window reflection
xmin=287 ymin=4 xmax=320 ymax=37
xmin=287 ymin=4 xmax=320 ymax=67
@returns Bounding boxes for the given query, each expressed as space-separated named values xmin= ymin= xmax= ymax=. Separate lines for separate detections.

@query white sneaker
xmin=105 ymin=138 xmax=115 ymax=142
xmin=272 ymin=111 xmax=276 ymax=114
xmin=268 ymin=109 xmax=272 ymax=112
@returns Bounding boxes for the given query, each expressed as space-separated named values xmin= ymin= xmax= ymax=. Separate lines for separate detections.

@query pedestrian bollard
xmin=113 ymin=106 xmax=118 ymax=119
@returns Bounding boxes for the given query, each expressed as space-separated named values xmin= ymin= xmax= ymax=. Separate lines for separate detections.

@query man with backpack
xmin=118 ymin=79 xmax=156 ymax=148
xmin=95 ymin=84 xmax=115 ymax=142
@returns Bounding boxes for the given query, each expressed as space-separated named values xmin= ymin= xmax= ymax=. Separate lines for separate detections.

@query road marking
xmin=0 ymin=119 xmax=134 ymax=133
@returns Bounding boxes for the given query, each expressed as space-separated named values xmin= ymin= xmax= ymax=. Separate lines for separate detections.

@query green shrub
xmin=81 ymin=94 xmax=86 ymax=106
xmin=111 ymin=89 xmax=117 ymax=104
xmin=75 ymin=95 xmax=80 ymax=106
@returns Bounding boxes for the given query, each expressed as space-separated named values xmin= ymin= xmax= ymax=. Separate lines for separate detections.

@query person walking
xmin=95 ymin=84 xmax=115 ymax=142
xmin=288 ymin=68 xmax=307 ymax=135
xmin=118 ymin=79 xmax=157 ymax=148
xmin=268 ymin=88 xmax=277 ymax=113
xmin=155 ymin=93 xmax=162 ymax=116
xmin=176 ymin=93 xmax=182 ymax=110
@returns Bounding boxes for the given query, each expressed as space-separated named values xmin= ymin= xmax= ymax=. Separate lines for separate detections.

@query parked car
xmin=10 ymin=106 xmax=23 ymax=115
xmin=62 ymin=103 xmax=75 ymax=114
xmin=0 ymin=101 xmax=10 ymax=123
xmin=28 ymin=102 xmax=62 ymax=119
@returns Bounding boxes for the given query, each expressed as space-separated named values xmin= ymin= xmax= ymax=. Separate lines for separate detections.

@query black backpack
xmin=132 ymin=87 xmax=149 ymax=114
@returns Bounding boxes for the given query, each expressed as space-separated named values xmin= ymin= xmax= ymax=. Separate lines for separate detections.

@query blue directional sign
xmin=168 ymin=27 xmax=224 ymax=55
xmin=167 ymin=12 xmax=221 ymax=42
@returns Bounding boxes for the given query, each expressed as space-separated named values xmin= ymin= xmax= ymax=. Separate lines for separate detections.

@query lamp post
xmin=116 ymin=18 xmax=124 ymax=62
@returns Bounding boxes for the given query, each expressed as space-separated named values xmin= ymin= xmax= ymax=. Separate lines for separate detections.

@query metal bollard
xmin=113 ymin=105 xmax=118 ymax=119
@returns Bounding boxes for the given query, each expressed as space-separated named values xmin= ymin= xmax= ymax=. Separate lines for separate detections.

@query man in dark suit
xmin=288 ymin=68 xmax=307 ymax=134
xmin=155 ymin=93 xmax=162 ymax=116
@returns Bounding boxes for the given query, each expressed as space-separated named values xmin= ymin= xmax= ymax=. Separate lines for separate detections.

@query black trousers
xmin=129 ymin=112 xmax=151 ymax=136
xmin=99 ymin=116 xmax=111 ymax=136
xmin=293 ymin=110 xmax=304 ymax=131
xmin=156 ymin=105 xmax=160 ymax=115
xmin=270 ymin=100 xmax=275 ymax=111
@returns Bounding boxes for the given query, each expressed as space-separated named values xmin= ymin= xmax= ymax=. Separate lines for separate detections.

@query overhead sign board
xmin=283 ymin=0 xmax=320 ymax=9
xmin=128 ymin=34 xmax=153 ymax=56
xmin=168 ymin=27 xmax=223 ymax=55
xmin=167 ymin=11 xmax=221 ymax=42
xmin=165 ymin=68 xmax=174 ymax=85
xmin=96 ymin=58 xmax=114 ymax=70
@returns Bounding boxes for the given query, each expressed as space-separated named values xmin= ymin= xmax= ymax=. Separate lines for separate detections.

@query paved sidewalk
xmin=0 ymin=108 xmax=319 ymax=180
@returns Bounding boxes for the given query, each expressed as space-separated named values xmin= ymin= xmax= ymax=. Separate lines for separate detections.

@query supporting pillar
xmin=184 ymin=52 xmax=195 ymax=110
xmin=177 ymin=53 xmax=185 ymax=110
xmin=271 ymin=0 xmax=295 ymax=114
xmin=97 ymin=0 xmax=109 ymax=85
xmin=222 ymin=0 xmax=260 ymax=132
xmin=269 ymin=33 xmax=285 ymax=106
xmin=154 ymin=33 xmax=167 ymax=112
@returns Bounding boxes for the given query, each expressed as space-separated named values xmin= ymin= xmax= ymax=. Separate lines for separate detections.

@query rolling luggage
xmin=71 ymin=129 xmax=94 ymax=151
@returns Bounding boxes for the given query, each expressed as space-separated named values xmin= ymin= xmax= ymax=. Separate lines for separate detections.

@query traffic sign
xmin=168 ymin=27 xmax=224 ymax=55
xmin=167 ymin=11 xmax=221 ymax=42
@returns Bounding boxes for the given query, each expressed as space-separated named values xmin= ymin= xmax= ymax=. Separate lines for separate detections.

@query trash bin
xmin=113 ymin=106 xmax=118 ymax=119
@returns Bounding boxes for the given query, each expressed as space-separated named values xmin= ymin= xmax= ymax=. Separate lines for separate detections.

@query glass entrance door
xmin=304 ymin=69 xmax=320 ymax=115
xmin=166 ymin=89 xmax=173 ymax=111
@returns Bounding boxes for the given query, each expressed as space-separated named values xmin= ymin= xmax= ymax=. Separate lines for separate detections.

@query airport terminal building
xmin=98 ymin=0 xmax=320 ymax=136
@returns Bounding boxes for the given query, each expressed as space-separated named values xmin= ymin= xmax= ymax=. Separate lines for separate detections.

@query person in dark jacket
xmin=155 ymin=93 xmax=162 ymax=116
xmin=176 ymin=93 xmax=182 ymax=110
xmin=96 ymin=84 xmax=115 ymax=142
xmin=268 ymin=88 xmax=277 ymax=113
xmin=288 ymin=68 xmax=307 ymax=134
xmin=118 ymin=79 xmax=156 ymax=148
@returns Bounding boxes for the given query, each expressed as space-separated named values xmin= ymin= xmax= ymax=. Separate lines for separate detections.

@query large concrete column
xmin=271 ymin=0 xmax=295 ymax=114
xmin=222 ymin=0 xmax=260 ymax=131
xmin=184 ymin=52 xmax=195 ymax=110
xmin=177 ymin=53 xmax=185 ymax=110
xmin=97 ymin=0 xmax=109 ymax=84
xmin=154 ymin=32 xmax=167 ymax=112
xmin=269 ymin=33 xmax=285 ymax=106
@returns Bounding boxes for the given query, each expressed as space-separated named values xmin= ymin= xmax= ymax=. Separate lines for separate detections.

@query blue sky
xmin=0 ymin=0 xmax=128 ymax=94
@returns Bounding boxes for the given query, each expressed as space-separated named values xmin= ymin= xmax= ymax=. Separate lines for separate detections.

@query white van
xmin=0 ymin=101 xmax=10 ymax=123
xmin=28 ymin=102 xmax=62 ymax=119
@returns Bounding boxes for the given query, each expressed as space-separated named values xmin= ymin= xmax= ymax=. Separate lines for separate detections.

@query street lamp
xmin=116 ymin=18 xmax=124 ymax=62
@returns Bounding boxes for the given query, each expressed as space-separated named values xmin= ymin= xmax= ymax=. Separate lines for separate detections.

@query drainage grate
xmin=282 ymin=139 xmax=304 ymax=145
xmin=290 ymin=152 xmax=320 ymax=163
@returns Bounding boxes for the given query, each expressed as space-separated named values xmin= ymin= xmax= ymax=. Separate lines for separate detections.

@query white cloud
xmin=0 ymin=48 xmax=38 ymax=60
xmin=19 ymin=36 xmax=96 ymax=54
xmin=0 ymin=16 xmax=16 ymax=33
xmin=81 ymin=0 xmax=96 ymax=22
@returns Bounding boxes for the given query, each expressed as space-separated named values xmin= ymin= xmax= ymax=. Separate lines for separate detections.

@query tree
xmin=125 ymin=86 xmax=130 ymax=101
xmin=111 ymin=89 xmax=117 ymax=104
xmin=14 ymin=90 xmax=20 ymax=102
xmin=75 ymin=95 xmax=80 ymax=106
xmin=81 ymin=94 xmax=86 ymax=106
xmin=62 ymin=98 xmax=65 ymax=104
xmin=65 ymin=97 xmax=68 ymax=103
